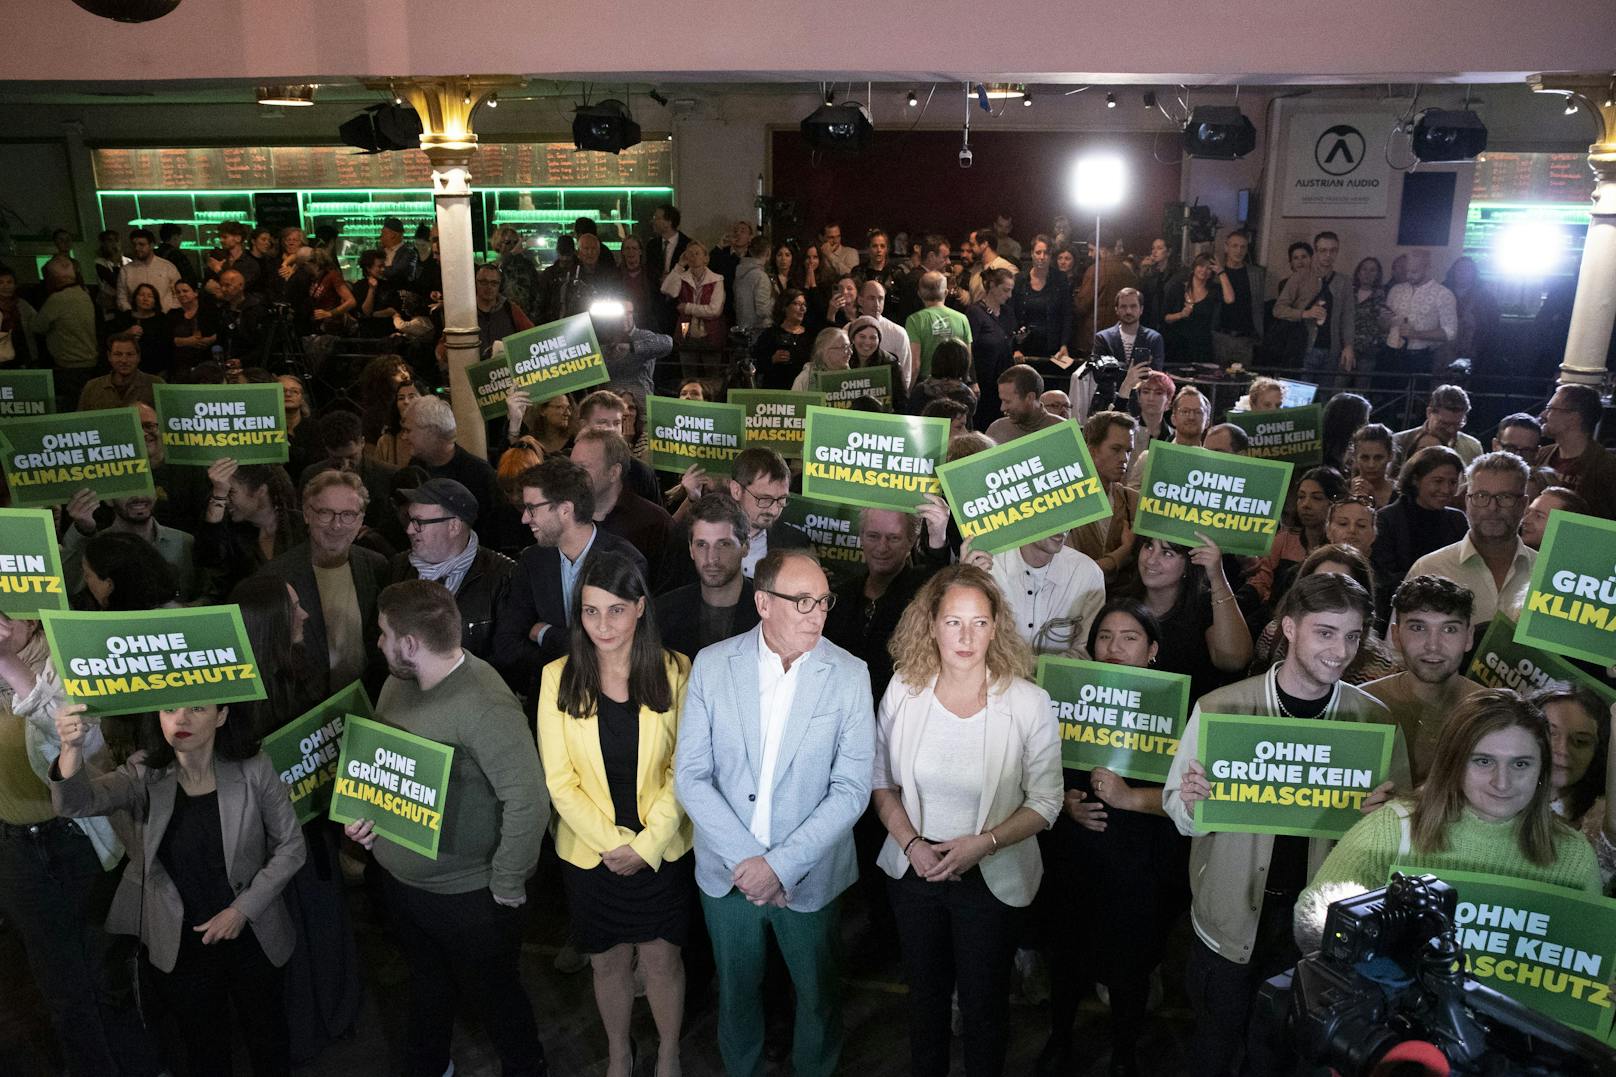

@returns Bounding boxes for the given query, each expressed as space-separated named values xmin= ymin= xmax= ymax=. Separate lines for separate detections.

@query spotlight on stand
xmin=70 ymin=0 xmax=180 ymax=21
xmin=572 ymin=99 xmax=642 ymax=154
xmin=1410 ymin=108 xmax=1487 ymax=162
xmin=1182 ymin=105 xmax=1257 ymax=159
xmin=339 ymin=103 xmax=423 ymax=154
xmin=801 ymin=101 xmax=874 ymax=154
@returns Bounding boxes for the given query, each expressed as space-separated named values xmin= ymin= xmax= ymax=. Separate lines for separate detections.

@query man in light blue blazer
xmin=675 ymin=548 xmax=874 ymax=1077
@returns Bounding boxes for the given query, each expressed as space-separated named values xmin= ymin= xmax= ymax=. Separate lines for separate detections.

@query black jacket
xmin=389 ymin=544 xmax=516 ymax=662
xmin=654 ymin=579 xmax=762 ymax=662
xmin=258 ymin=542 xmax=392 ymax=697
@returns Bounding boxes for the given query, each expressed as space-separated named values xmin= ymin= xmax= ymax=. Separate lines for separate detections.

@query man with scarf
xmin=388 ymin=479 xmax=517 ymax=661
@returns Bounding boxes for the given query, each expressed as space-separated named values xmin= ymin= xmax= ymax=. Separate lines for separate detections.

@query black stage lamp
xmin=573 ymin=99 xmax=642 ymax=154
xmin=1182 ymin=105 xmax=1257 ymax=159
xmin=1411 ymin=109 xmax=1487 ymax=162
xmin=71 ymin=0 xmax=180 ymax=21
xmin=338 ymin=103 xmax=423 ymax=154
xmin=801 ymin=102 xmax=874 ymax=153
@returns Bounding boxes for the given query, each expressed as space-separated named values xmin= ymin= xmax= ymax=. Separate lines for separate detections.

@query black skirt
xmin=561 ymin=854 xmax=695 ymax=955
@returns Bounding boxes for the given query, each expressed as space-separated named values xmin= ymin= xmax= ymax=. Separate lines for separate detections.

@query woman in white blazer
xmin=871 ymin=564 xmax=1063 ymax=1077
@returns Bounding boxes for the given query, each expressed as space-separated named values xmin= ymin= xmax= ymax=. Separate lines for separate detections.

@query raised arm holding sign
xmin=801 ymin=406 xmax=948 ymax=513
xmin=1134 ymin=441 xmax=1292 ymax=557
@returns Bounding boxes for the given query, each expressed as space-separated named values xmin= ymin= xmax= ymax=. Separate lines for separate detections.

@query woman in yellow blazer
xmin=536 ymin=550 xmax=693 ymax=1077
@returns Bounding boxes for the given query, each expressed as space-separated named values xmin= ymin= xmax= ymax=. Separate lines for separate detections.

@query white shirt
xmin=912 ymin=699 xmax=987 ymax=842
xmin=751 ymin=628 xmax=803 ymax=847
xmin=1385 ymin=279 xmax=1458 ymax=350
xmin=1406 ymin=534 xmax=1536 ymax=632
xmin=989 ymin=544 xmax=1106 ymax=654
xmin=1118 ymin=327 xmax=1138 ymax=363
xmin=741 ymin=528 xmax=770 ymax=579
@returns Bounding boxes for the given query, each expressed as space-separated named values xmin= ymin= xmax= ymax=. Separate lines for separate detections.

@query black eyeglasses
xmin=310 ymin=508 xmax=363 ymax=526
xmin=520 ymin=500 xmax=556 ymax=517
xmin=761 ymin=590 xmax=837 ymax=614
xmin=405 ymin=515 xmax=457 ymax=531
xmin=742 ymin=486 xmax=789 ymax=511
xmin=1466 ymin=491 xmax=1523 ymax=509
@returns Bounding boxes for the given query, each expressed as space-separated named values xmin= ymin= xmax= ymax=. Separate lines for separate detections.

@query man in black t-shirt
xmin=1215 ymin=229 xmax=1265 ymax=340
xmin=654 ymin=494 xmax=760 ymax=660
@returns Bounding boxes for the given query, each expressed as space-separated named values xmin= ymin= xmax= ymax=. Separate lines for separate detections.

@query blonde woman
xmin=872 ymin=564 xmax=1063 ymax=1076
xmin=790 ymin=327 xmax=852 ymax=392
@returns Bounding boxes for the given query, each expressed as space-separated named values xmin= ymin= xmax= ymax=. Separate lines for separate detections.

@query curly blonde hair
xmin=887 ymin=565 xmax=1034 ymax=692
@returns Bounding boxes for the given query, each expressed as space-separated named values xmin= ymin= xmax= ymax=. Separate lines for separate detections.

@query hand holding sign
xmin=1177 ymin=758 xmax=1212 ymax=808
xmin=53 ymin=701 xmax=94 ymax=751
xmin=344 ymin=818 xmax=378 ymax=851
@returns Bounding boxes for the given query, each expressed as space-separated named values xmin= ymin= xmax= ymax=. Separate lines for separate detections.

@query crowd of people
xmin=1 ymin=205 xmax=1614 ymax=1077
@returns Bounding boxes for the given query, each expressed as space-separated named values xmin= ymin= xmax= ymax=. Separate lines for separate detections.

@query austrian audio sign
xmin=1282 ymin=112 xmax=1390 ymax=218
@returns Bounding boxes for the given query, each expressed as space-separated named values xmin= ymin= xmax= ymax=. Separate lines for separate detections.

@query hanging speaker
xmin=572 ymin=100 xmax=642 ymax=154
xmin=339 ymin=104 xmax=423 ymax=154
xmin=1411 ymin=110 xmax=1487 ymax=163
xmin=800 ymin=102 xmax=874 ymax=153
xmin=1182 ymin=106 xmax=1257 ymax=160
xmin=71 ymin=0 xmax=181 ymax=21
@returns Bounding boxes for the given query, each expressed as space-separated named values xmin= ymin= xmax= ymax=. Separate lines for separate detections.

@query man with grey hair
xmin=389 ymin=477 xmax=516 ymax=661
xmin=402 ymin=393 xmax=501 ymax=542
xmin=1406 ymin=450 xmax=1536 ymax=634
xmin=904 ymin=270 xmax=973 ymax=382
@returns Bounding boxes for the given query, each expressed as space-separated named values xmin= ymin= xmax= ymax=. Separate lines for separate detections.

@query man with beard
xmin=1406 ymin=451 xmax=1535 ymax=634
xmin=133 ymin=401 xmax=212 ymax=533
xmin=1363 ymin=575 xmax=1482 ymax=783
xmin=62 ymin=486 xmax=197 ymax=602
xmin=345 ymin=580 xmax=548 ymax=1077
xmin=662 ymin=448 xmax=810 ymax=591
xmin=389 ymin=478 xmax=516 ymax=661
xmin=654 ymin=493 xmax=761 ymax=660
xmin=1065 ymin=410 xmax=1139 ymax=585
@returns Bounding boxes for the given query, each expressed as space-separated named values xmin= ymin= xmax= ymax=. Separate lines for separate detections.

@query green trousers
xmin=700 ymin=888 xmax=843 ymax=1077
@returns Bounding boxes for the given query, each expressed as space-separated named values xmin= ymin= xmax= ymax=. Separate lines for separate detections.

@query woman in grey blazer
xmin=52 ymin=699 xmax=306 ymax=1077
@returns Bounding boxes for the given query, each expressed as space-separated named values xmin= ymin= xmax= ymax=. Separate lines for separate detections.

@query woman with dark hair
xmin=1039 ymin=600 xmax=1190 ymax=1077
xmin=0 ymin=262 xmax=37 ymax=366
xmin=1443 ymin=255 xmax=1501 ymax=370
xmin=358 ymin=353 xmax=413 ymax=447
xmin=750 ymin=288 xmax=813 ymax=390
xmin=1347 ymin=257 xmax=1388 ymax=392
xmin=1115 ymin=534 xmax=1251 ymax=702
xmin=766 ymin=241 xmax=795 ymax=304
xmin=228 ymin=575 xmax=363 ymax=1065
xmin=51 ymin=697 xmax=306 ymax=1077
xmin=197 ymin=460 xmax=307 ymax=602
xmin=1347 ymin=422 xmax=1396 ymax=508
xmin=167 ymin=278 xmax=219 ymax=380
xmin=1011 ymin=234 xmax=1072 ymax=366
xmin=525 ymin=393 xmax=574 ymax=457
xmin=844 ymin=314 xmax=908 ymax=402
xmin=1534 ymin=686 xmax=1615 ymax=890
xmin=536 ymin=551 xmax=693 ymax=1077
xmin=1320 ymin=392 xmax=1371 ymax=473
xmin=1245 ymin=465 xmax=1350 ymax=605
xmin=906 ymin=338 xmax=978 ymax=421
xmin=1296 ymin=690 xmax=1600 ymax=949
xmin=1246 ymin=543 xmax=1399 ymax=683
xmin=109 ymin=281 xmax=174 ymax=375
xmin=80 ymin=530 xmax=180 ymax=611
xmin=1369 ymin=445 xmax=1468 ymax=627
xmin=1162 ymin=253 xmax=1233 ymax=363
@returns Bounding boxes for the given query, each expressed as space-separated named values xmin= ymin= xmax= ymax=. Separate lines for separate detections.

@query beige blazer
xmin=873 ymin=673 xmax=1063 ymax=907
xmin=52 ymin=753 xmax=306 ymax=974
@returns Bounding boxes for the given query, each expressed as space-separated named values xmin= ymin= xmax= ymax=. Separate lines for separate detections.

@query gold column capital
xmin=362 ymin=76 xmax=525 ymax=162
xmin=1528 ymin=73 xmax=1616 ymax=179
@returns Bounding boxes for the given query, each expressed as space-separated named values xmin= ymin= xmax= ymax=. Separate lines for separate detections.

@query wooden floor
xmin=0 ymin=849 xmax=1202 ymax=1076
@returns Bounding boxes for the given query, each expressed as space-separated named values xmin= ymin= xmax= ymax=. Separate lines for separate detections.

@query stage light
xmin=1073 ymin=155 xmax=1126 ymax=211
xmin=486 ymin=94 xmax=498 ymax=109
xmin=1022 ymin=91 xmax=1032 ymax=108
xmin=801 ymin=102 xmax=874 ymax=153
xmin=907 ymin=91 xmax=918 ymax=108
xmin=1182 ymin=106 xmax=1257 ymax=159
xmin=573 ymin=99 xmax=642 ymax=154
xmin=71 ymin=0 xmax=179 ymax=21
xmin=257 ymin=84 xmax=316 ymax=107
xmin=1564 ymin=101 xmax=1579 ymax=116
xmin=1142 ymin=91 xmax=1157 ymax=110
xmin=824 ymin=88 xmax=835 ymax=106
xmin=1411 ymin=109 xmax=1487 ymax=162
xmin=1493 ymin=220 xmax=1567 ymax=277
xmin=589 ymin=299 xmax=627 ymax=320
xmin=1106 ymin=92 xmax=1117 ymax=109
xmin=339 ymin=103 xmax=423 ymax=153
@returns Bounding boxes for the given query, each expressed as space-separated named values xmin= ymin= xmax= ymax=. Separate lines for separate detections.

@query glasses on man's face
xmin=1173 ymin=407 xmax=1205 ymax=418
xmin=1466 ymin=491 xmax=1523 ymax=509
xmin=405 ymin=515 xmax=457 ymax=531
xmin=761 ymin=590 xmax=837 ymax=615
xmin=743 ymin=486 xmax=788 ymax=511
xmin=520 ymin=500 xmax=556 ymax=518
xmin=311 ymin=508 xmax=363 ymax=526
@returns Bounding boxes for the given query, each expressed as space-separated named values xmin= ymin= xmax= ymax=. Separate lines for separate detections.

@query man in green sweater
xmin=1163 ymin=573 xmax=1411 ymax=1077
xmin=344 ymin=579 xmax=551 ymax=1077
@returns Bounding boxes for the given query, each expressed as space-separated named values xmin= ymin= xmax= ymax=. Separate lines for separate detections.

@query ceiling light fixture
xmin=1564 ymin=101 xmax=1579 ymax=115
xmin=1105 ymin=92 xmax=1117 ymax=109
xmin=256 ymin=84 xmax=316 ymax=107
xmin=971 ymin=83 xmax=1026 ymax=101
xmin=907 ymin=90 xmax=918 ymax=108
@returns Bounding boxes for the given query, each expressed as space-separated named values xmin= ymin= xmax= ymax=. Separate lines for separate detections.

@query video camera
xmin=1257 ymin=873 xmax=1616 ymax=1076
xmin=1073 ymin=354 xmax=1129 ymax=416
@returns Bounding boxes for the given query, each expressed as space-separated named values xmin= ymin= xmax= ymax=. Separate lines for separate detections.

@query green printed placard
xmin=0 ymin=407 xmax=154 ymax=508
xmin=1388 ymin=866 xmax=1616 ymax=1037
xmin=328 ymin=714 xmax=454 ymax=859
xmin=1135 ymin=441 xmax=1292 ymax=556
xmin=1194 ymin=713 xmax=1396 ymax=838
xmin=261 ymin=681 xmax=374 ymax=825
xmin=802 ymin=406 xmax=947 ymax=514
xmin=730 ymin=389 xmax=823 ymax=459
xmin=937 ymin=422 xmax=1111 ymax=554
xmin=0 ymin=370 xmax=56 ymax=418
xmin=1470 ymin=612 xmax=1616 ymax=710
xmin=647 ymin=397 xmax=745 ymax=475
xmin=1514 ymin=510 xmax=1616 ymax=666
xmin=778 ymin=496 xmax=863 ymax=585
xmin=1038 ymin=656 xmax=1190 ymax=782
xmin=1225 ymin=405 xmax=1322 ymax=467
xmin=467 ymin=354 xmax=515 ymax=421
xmin=816 ymin=365 xmax=893 ymax=410
xmin=152 ymin=383 xmax=288 ymax=465
xmin=0 ymin=509 xmax=69 ymax=619
xmin=40 ymin=605 xmax=265 ymax=718
xmin=502 ymin=313 xmax=608 ymax=402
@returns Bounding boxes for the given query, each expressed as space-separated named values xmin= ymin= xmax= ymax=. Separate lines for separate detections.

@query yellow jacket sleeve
xmin=629 ymin=653 xmax=693 ymax=871
xmin=535 ymin=658 xmax=632 ymax=866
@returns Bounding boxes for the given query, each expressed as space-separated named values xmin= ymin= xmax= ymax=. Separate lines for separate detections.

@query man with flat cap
xmin=389 ymin=478 xmax=517 ymax=662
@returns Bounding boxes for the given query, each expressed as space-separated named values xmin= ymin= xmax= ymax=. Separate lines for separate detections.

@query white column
xmin=1559 ymin=165 xmax=1616 ymax=387
xmin=428 ymin=151 xmax=485 ymax=457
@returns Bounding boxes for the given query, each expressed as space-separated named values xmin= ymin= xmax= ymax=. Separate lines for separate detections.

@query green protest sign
xmin=0 ymin=370 xmax=55 ymax=418
xmin=647 ymin=397 xmax=745 ymax=475
xmin=0 ymin=407 xmax=154 ymax=508
xmin=502 ymin=313 xmax=609 ymax=403
xmin=152 ymin=383 xmax=288 ymax=466
xmin=1225 ymin=405 xmax=1323 ymax=467
xmin=0 ymin=509 xmax=69 ymax=619
xmin=1194 ymin=713 xmax=1396 ymax=838
xmin=1037 ymin=656 xmax=1190 ymax=782
xmin=816 ymin=365 xmax=893 ymax=410
xmin=778 ymin=496 xmax=863 ymax=585
xmin=729 ymin=389 xmax=823 ymax=459
xmin=261 ymin=680 xmax=374 ymax=825
xmin=467 ymin=354 xmax=515 ymax=421
xmin=1135 ymin=441 xmax=1292 ymax=556
xmin=40 ymin=605 xmax=265 ymax=718
xmin=1514 ymin=510 xmax=1616 ymax=666
xmin=801 ymin=406 xmax=947 ymax=513
xmin=328 ymin=714 xmax=454 ymax=859
xmin=1388 ymin=866 xmax=1616 ymax=1037
xmin=937 ymin=422 xmax=1111 ymax=554
xmin=1470 ymin=613 xmax=1616 ymax=710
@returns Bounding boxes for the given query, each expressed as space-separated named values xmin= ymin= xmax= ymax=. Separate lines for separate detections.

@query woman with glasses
xmin=537 ymin=551 xmax=694 ymax=1077
xmin=872 ymin=565 xmax=1062 ymax=1077
xmin=1369 ymin=445 xmax=1468 ymax=628
xmin=751 ymin=288 xmax=813 ymax=390
xmin=791 ymin=327 xmax=853 ymax=391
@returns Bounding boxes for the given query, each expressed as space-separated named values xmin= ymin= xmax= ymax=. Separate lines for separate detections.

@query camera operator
xmin=1294 ymin=690 xmax=1601 ymax=953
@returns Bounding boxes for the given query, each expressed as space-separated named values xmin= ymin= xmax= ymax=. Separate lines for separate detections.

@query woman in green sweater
xmin=1296 ymin=689 xmax=1600 ymax=948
